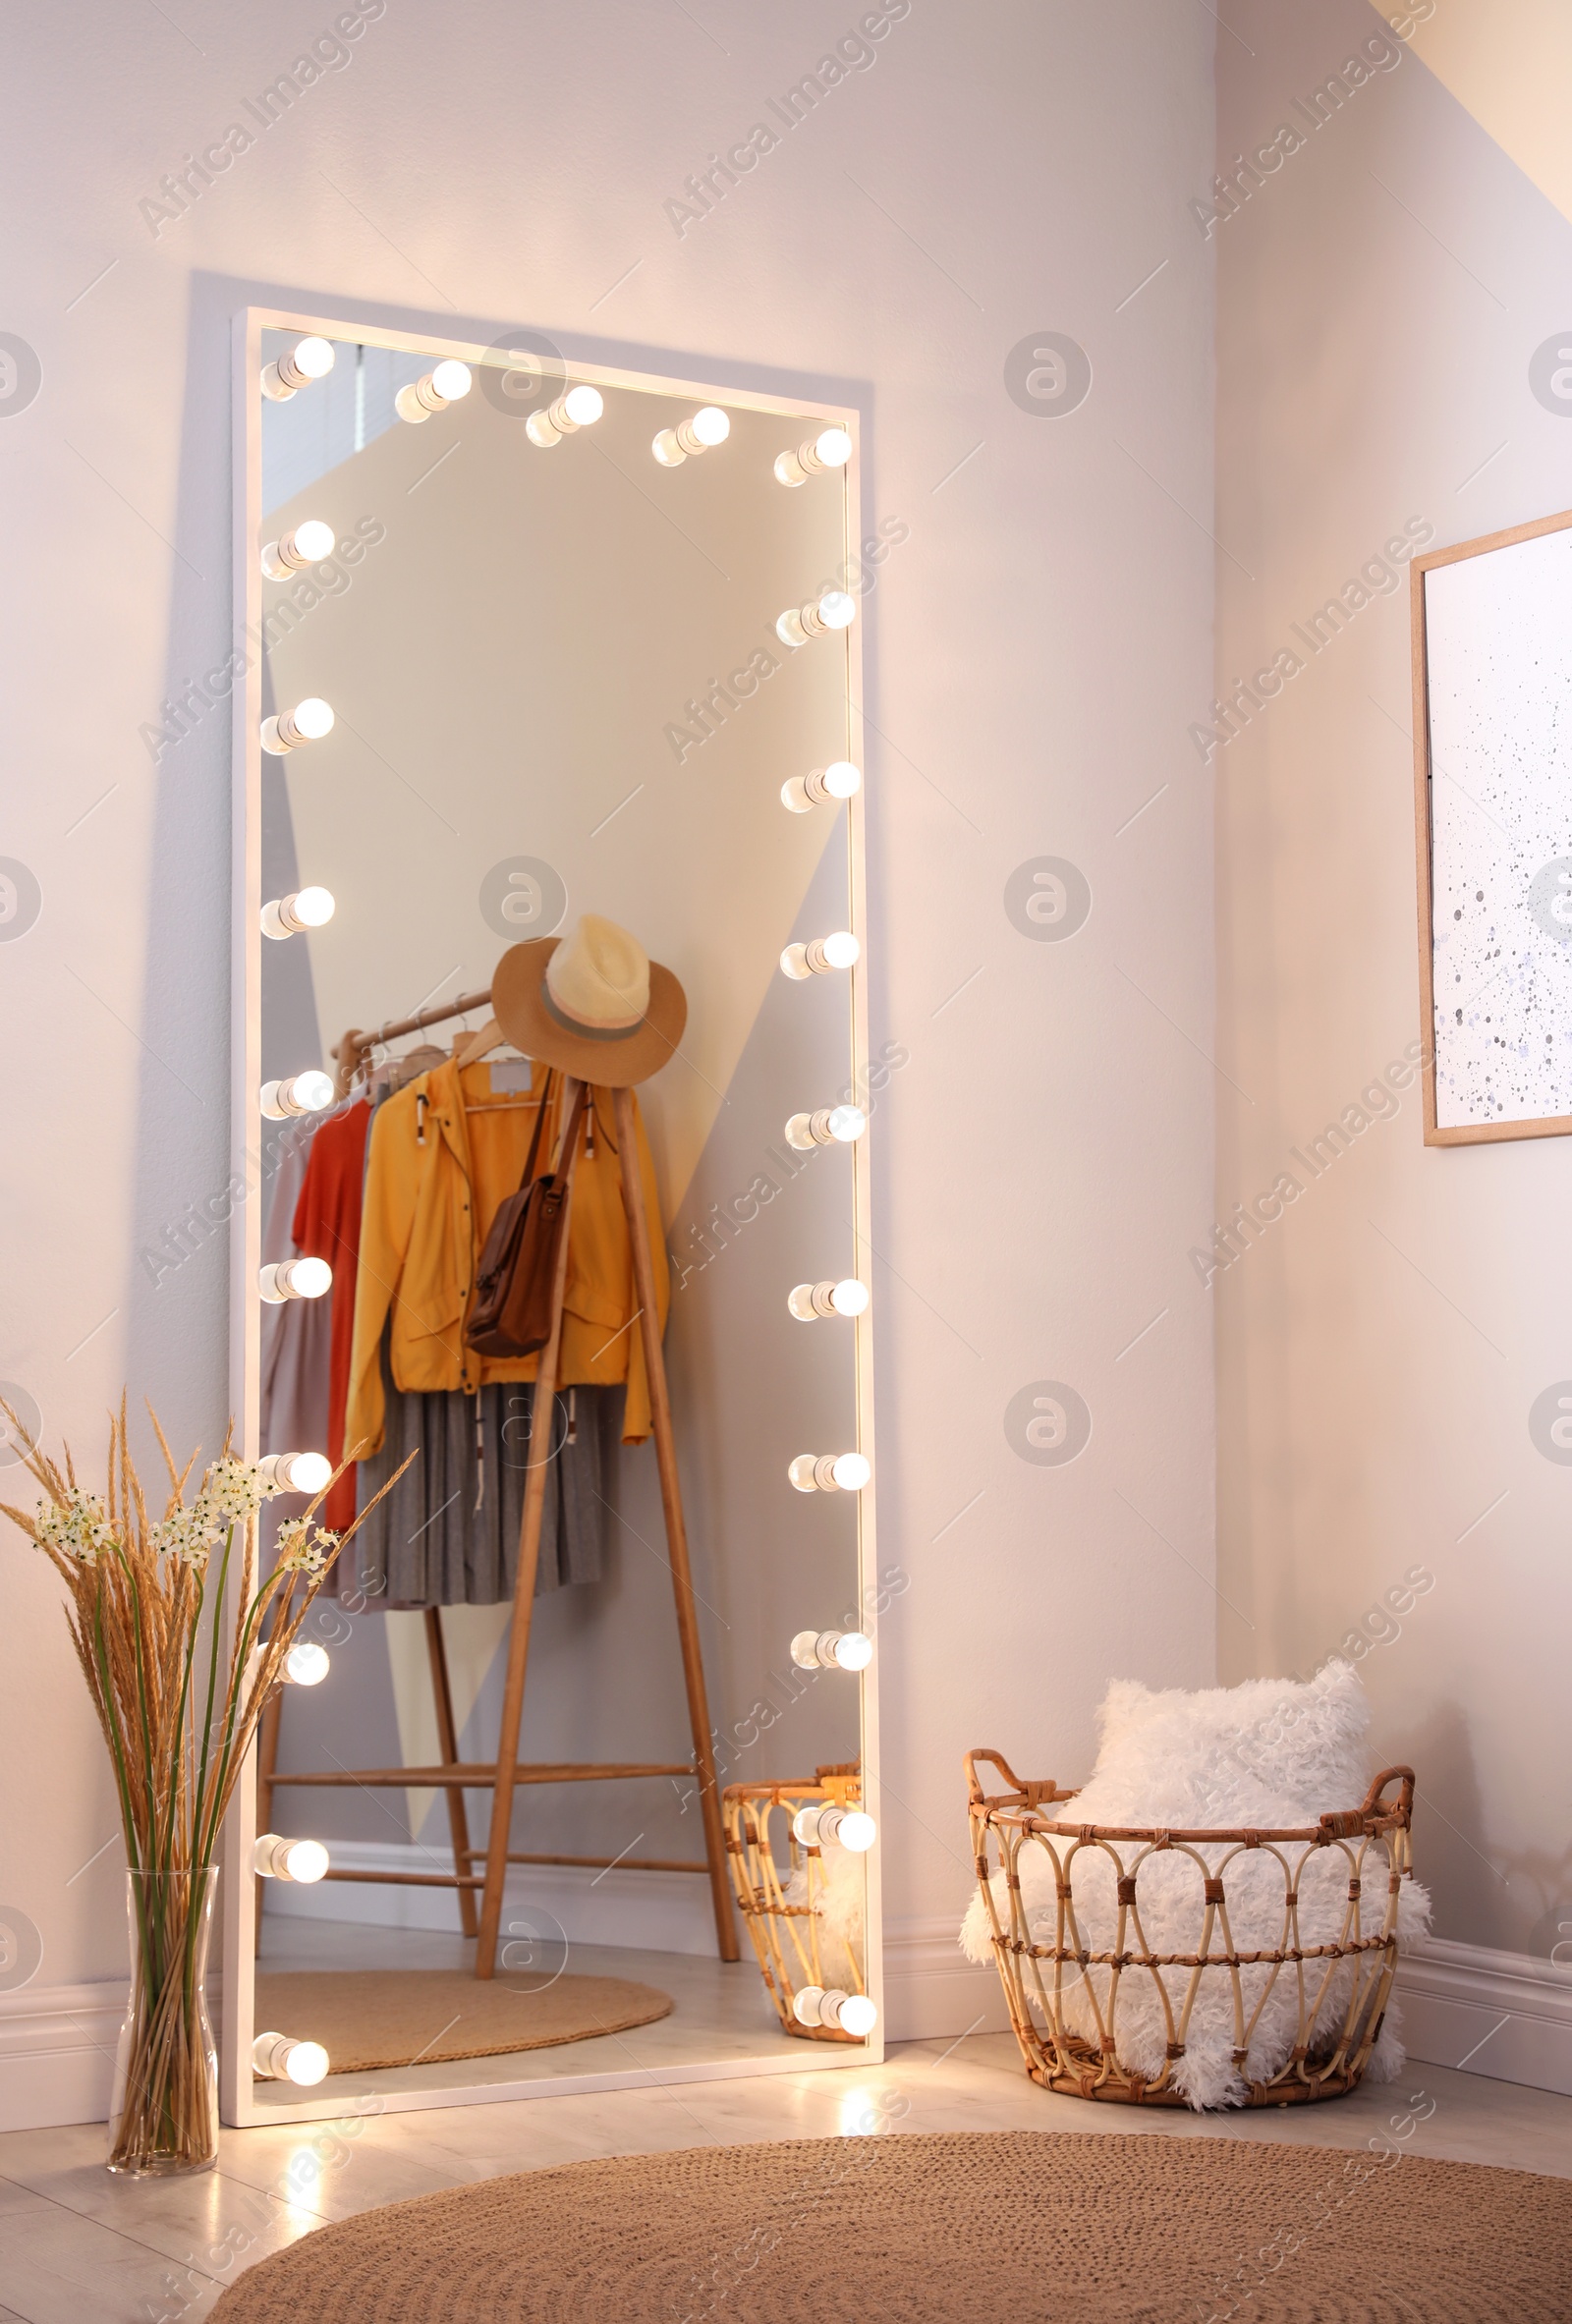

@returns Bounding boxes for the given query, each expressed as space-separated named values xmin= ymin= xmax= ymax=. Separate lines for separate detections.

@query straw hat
xmin=491 ymin=914 xmax=687 ymax=1087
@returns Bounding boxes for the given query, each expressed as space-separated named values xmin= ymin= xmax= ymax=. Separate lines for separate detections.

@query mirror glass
xmin=240 ymin=323 xmax=879 ymax=2112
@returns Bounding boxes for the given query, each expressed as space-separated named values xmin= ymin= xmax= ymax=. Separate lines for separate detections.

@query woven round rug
xmin=208 ymin=2129 xmax=1571 ymax=2321
xmin=252 ymin=1968 xmax=672 ymax=2074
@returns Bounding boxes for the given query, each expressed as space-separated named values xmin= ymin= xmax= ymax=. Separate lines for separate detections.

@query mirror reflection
xmin=242 ymin=325 xmax=880 ymax=2108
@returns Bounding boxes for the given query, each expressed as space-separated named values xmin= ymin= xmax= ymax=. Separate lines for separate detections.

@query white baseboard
xmin=264 ymin=1838 xmax=721 ymax=1957
xmin=1396 ymin=1936 xmax=1572 ymax=2097
xmin=881 ymin=1913 xmax=1010 ymax=2043
xmin=0 ymin=1978 xmax=123 ymax=2131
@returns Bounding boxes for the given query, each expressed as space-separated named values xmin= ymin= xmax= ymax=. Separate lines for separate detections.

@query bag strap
xmin=550 ymin=1080 xmax=590 ymax=1177
xmin=515 ymin=1067 xmax=556 ymax=1191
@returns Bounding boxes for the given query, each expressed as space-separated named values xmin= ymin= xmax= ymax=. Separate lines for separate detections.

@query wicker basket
xmin=966 ymin=1746 xmax=1415 ymax=2108
xmin=724 ymin=1763 xmax=867 ymax=2042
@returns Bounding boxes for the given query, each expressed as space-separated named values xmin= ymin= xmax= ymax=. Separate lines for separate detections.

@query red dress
xmin=292 ymin=1100 xmax=371 ymax=1534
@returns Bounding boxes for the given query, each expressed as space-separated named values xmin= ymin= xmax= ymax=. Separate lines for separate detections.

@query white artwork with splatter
xmin=1426 ymin=525 xmax=1572 ymax=1129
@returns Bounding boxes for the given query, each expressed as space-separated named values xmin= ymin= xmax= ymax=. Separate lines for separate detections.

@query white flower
xmin=149 ymin=1505 xmax=223 ymax=1569
xmin=275 ymin=1520 xmax=338 ymax=1577
xmin=199 ymin=1456 xmax=268 ymax=1520
xmin=35 ymin=1490 xmax=114 ymax=1563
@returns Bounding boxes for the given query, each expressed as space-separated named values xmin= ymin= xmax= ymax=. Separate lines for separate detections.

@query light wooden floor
xmin=0 ymin=2025 xmax=1567 ymax=2320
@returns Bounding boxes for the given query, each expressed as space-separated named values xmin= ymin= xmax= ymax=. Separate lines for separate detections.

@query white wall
xmin=0 ymin=0 xmax=1215 ymax=2104
xmin=1212 ymin=0 xmax=1572 ymax=2081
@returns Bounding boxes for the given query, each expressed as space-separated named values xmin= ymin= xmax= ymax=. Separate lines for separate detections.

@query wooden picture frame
xmin=1412 ymin=504 xmax=1572 ymax=1146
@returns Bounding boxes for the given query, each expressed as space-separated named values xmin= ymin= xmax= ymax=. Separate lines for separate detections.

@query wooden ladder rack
xmin=260 ymin=991 xmax=737 ymax=1971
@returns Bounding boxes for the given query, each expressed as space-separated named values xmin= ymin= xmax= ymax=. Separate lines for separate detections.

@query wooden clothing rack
xmin=260 ymin=987 xmax=738 ymax=1972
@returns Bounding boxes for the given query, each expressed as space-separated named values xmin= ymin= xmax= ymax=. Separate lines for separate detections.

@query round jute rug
xmin=252 ymin=1968 xmax=672 ymax=2075
xmin=208 ymin=2129 xmax=1571 ymax=2321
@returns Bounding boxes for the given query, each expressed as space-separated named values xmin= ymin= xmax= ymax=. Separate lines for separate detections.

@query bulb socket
xmin=395 ymin=371 xmax=451 ymax=423
xmin=258 ymin=1257 xmax=332 ymax=1303
xmin=259 ymin=1071 xmax=334 ymax=1120
xmin=257 ymin=1450 xmax=331 ymax=1494
xmin=788 ymin=1452 xmax=869 ymax=1493
xmin=252 ymin=2030 xmax=329 ymax=2084
xmin=784 ymin=1106 xmax=866 ymax=1150
xmin=260 ymin=525 xmax=334 ymax=580
xmin=790 ymin=1628 xmax=872 ymax=1670
xmin=253 ymin=1833 xmax=329 ymax=1883
xmin=260 ymin=890 xmax=331 ymax=940
xmin=783 ymin=764 xmax=861 ymax=812
xmin=261 ymin=702 xmax=333 ymax=755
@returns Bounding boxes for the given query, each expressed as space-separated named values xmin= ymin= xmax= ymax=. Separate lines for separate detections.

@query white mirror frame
xmin=221 ymin=304 xmax=881 ymax=2126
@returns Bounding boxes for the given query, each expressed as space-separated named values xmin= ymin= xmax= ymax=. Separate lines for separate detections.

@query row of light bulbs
xmin=261 ymin=338 xmax=852 ymax=480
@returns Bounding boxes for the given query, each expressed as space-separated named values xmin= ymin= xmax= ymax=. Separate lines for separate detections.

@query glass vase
xmin=107 ymin=1866 xmax=218 ymax=2176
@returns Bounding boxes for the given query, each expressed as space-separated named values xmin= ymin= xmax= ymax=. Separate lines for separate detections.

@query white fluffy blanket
xmin=960 ymin=1661 xmax=1430 ymax=2108
xmin=783 ymin=1841 xmax=866 ymax=1992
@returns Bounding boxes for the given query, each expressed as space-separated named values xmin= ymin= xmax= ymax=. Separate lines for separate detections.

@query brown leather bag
xmin=464 ymin=1075 xmax=588 ymax=1358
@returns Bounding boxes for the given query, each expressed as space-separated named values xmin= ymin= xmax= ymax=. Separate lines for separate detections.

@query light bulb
xmin=792 ymin=1802 xmax=876 ymax=1852
xmin=252 ymin=2031 xmax=330 ymax=2084
xmin=798 ymin=1986 xmax=874 ymax=2035
xmin=790 ymin=1628 xmax=873 ymax=1671
xmin=258 ymin=1449 xmax=332 ymax=1495
xmin=258 ymin=1255 xmax=332 ymax=1303
xmin=260 ymin=519 xmax=336 ymax=580
xmin=782 ymin=761 xmax=862 ymax=813
xmin=784 ymin=1104 xmax=868 ymax=1151
xmin=652 ymin=404 xmax=731 ymax=466
xmin=285 ymin=1640 xmax=331 ymax=1686
xmin=788 ymin=1451 xmax=870 ymax=1494
xmin=395 ymin=360 xmax=474 ymax=422
xmin=253 ymin=1833 xmax=330 ymax=1883
xmin=261 ymin=336 xmax=336 ymax=401
xmin=261 ymin=697 xmax=334 ymax=754
xmin=260 ymin=1069 xmax=335 ymax=1120
xmin=788 ymin=1279 xmax=870 ymax=1322
xmin=780 ymin=930 xmax=860 ymax=979
xmin=776 ymin=590 xmax=859 ymax=649
xmin=529 ymin=383 xmax=605 ymax=445
xmin=260 ymin=886 xmax=336 ymax=940
xmin=773 ymin=424 xmax=854 ymax=486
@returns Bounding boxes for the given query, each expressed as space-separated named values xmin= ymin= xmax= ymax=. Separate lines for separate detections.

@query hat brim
xmin=490 ymin=939 xmax=688 ymax=1088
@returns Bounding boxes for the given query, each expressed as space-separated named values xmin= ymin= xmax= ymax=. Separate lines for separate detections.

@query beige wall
xmin=1213 ymin=0 xmax=1572 ymax=1964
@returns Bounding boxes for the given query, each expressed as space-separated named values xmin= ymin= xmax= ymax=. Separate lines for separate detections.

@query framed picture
xmin=1412 ymin=505 xmax=1572 ymax=1146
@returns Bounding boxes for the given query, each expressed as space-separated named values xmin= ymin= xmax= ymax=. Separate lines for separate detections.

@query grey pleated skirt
xmin=347 ymin=1331 xmax=623 ymax=1608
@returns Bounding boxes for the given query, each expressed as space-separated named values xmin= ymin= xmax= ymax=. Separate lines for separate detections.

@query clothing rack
xmin=330 ymin=985 xmax=495 ymax=1094
xmin=263 ymin=986 xmax=738 ymax=1971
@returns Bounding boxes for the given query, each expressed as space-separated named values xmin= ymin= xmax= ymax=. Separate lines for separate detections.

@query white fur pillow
xmin=960 ymin=1661 xmax=1431 ymax=2108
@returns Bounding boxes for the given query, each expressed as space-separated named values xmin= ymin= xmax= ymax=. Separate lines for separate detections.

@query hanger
xmin=453 ymin=1016 xmax=506 ymax=1070
xmin=456 ymin=1020 xmax=542 ymax=1113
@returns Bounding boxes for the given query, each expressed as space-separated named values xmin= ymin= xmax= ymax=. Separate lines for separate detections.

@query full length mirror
xmin=223 ymin=312 xmax=882 ymax=2124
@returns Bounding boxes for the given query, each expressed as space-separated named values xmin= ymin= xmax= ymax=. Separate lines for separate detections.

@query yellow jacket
xmin=344 ymin=1060 xmax=668 ymax=1456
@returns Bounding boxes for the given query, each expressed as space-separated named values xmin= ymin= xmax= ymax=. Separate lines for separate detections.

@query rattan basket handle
xmin=964 ymin=1748 xmax=1069 ymax=1808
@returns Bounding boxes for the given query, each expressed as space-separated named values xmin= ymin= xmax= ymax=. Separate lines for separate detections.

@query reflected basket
xmin=724 ymin=1764 xmax=867 ymax=2042
xmin=966 ymin=1749 xmax=1416 ymax=2108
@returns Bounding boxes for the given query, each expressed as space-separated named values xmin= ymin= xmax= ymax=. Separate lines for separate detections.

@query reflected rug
xmin=252 ymin=1967 xmax=672 ymax=2075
